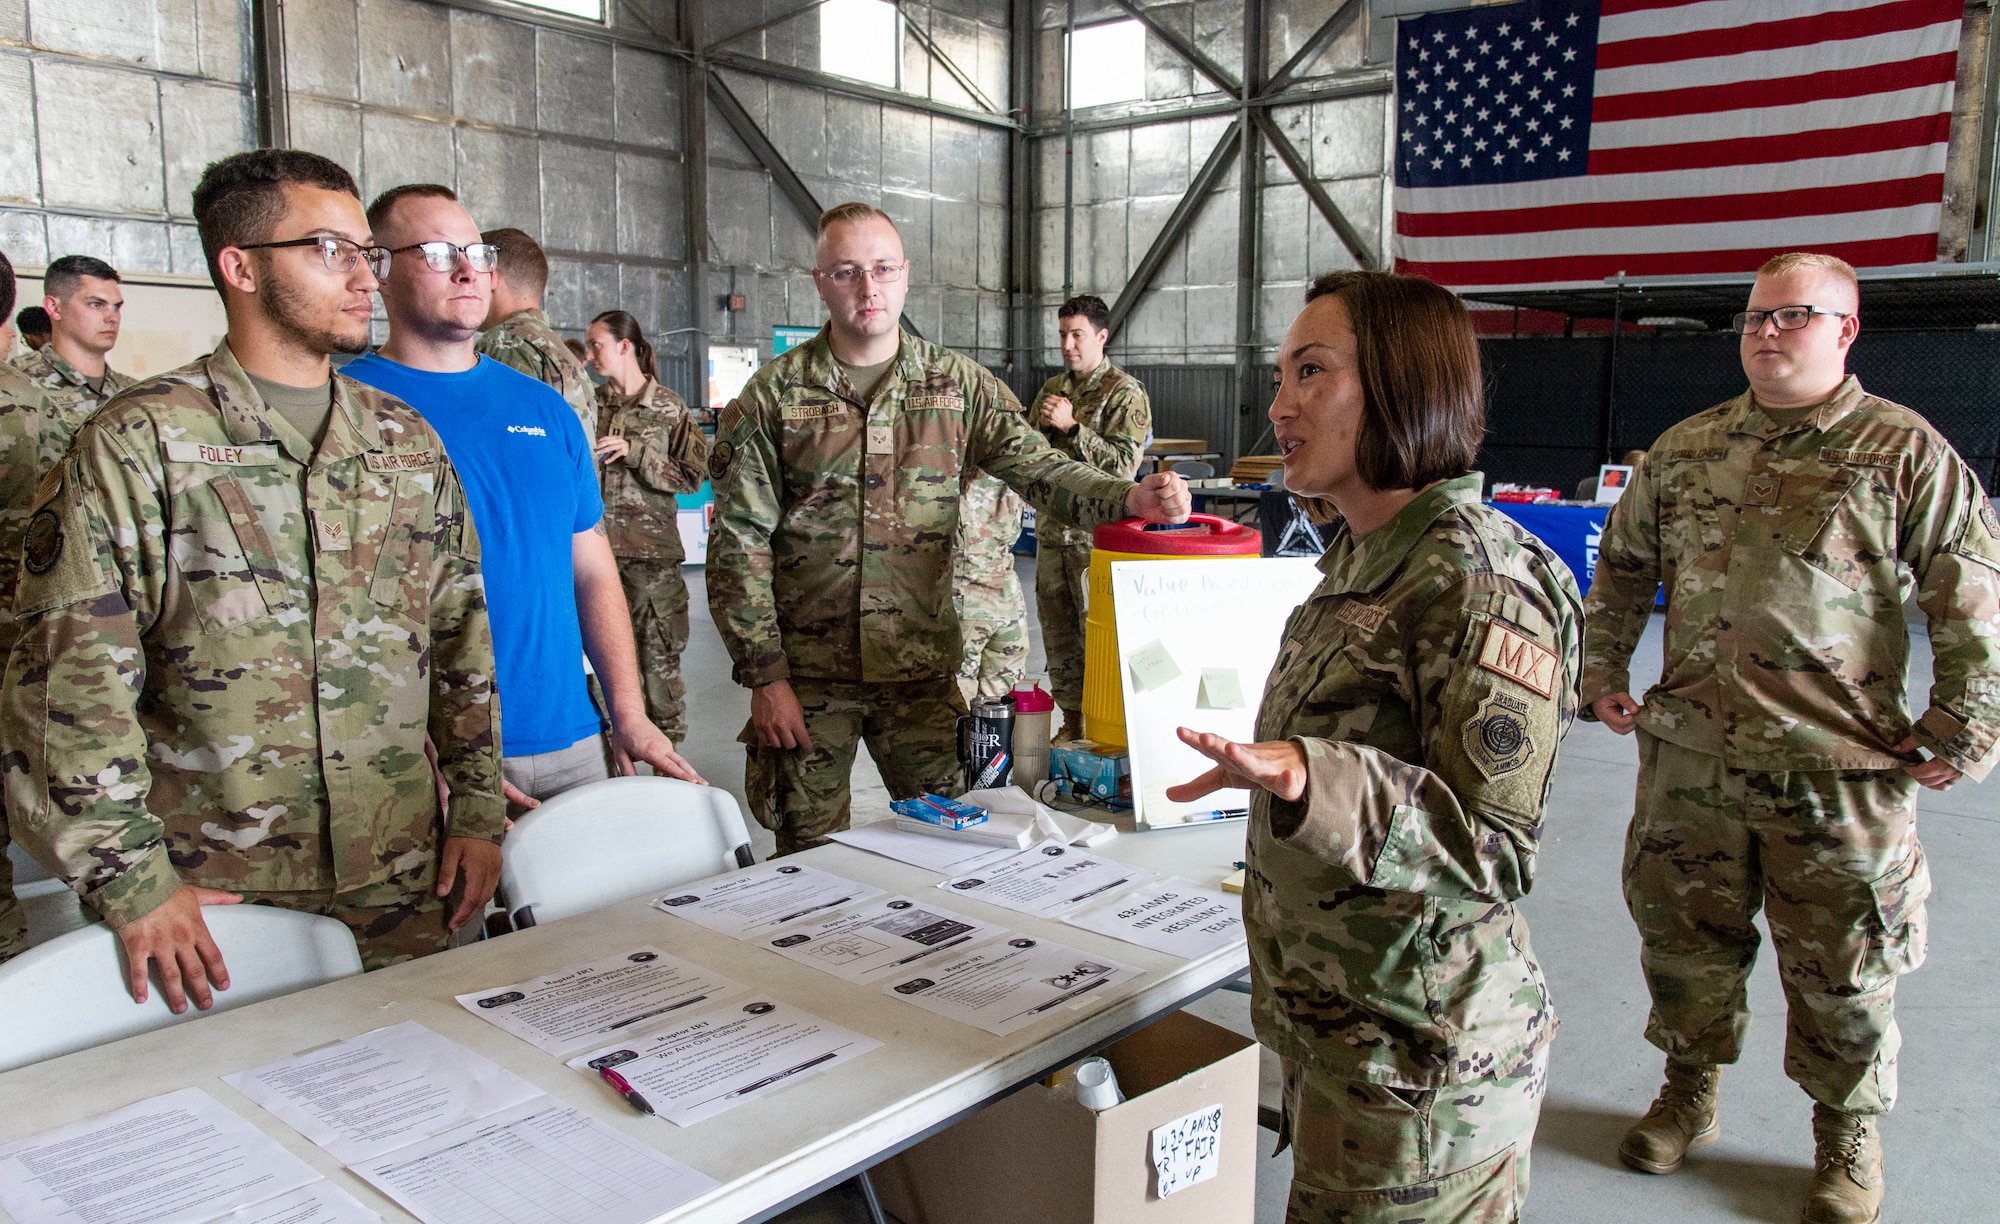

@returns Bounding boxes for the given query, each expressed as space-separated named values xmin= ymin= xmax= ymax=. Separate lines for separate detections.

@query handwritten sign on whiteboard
xmin=1150 ymin=1102 xmax=1225 ymax=1197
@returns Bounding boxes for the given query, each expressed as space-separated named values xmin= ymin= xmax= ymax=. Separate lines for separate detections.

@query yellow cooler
xmin=1082 ymin=514 xmax=1263 ymax=746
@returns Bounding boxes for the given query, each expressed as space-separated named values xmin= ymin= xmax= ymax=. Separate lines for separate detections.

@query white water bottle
xmin=1011 ymin=681 xmax=1054 ymax=789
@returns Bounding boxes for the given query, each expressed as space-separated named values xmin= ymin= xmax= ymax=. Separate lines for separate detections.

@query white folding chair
xmin=0 ymin=905 xmax=363 ymax=1072
xmin=498 ymin=776 xmax=756 ymax=930
xmin=8 ymin=843 xmax=88 ymax=946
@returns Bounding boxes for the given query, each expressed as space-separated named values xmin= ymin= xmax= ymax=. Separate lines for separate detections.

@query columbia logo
xmin=506 ymin=425 xmax=548 ymax=436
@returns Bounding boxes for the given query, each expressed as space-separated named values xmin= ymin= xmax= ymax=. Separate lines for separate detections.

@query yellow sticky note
xmin=1197 ymin=668 xmax=1245 ymax=709
xmin=1128 ymin=639 xmax=1183 ymax=692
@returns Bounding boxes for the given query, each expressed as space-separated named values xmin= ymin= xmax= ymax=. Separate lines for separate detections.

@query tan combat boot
xmin=1802 ymin=1104 xmax=1883 ymax=1224
xmin=1619 ymin=1059 xmax=1721 ymax=1174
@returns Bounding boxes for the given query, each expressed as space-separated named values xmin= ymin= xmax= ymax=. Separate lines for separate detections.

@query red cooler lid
xmin=1093 ymin=514 xmax=1262 ymax=556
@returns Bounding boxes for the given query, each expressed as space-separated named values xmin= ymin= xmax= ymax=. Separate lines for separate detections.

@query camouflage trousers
xmin=743 ymin=676 xmax=965 ymax=857
xmin=1281 ymin=1048 xmax=1546 ymax=1223
xmin=955 ymin=574 xmax=1029 ymax=703
xmin=1034 ymin=536 xmax=1093 ymax=720
xmin=1625 ymin=732 xmax=1928 ymax=1115
xmin=0 ymin=822 xmax=23 ymax=963
xmin=619 ymin=556 xmax=690 ymax=741
xmin=235 ymin=859 xmax=458 ymax=972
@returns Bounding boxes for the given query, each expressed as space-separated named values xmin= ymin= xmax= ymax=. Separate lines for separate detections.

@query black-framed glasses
xmin=817 ymin=260 xmax=908 ymax=286
xmin=1731 ymin=305 xmax=1851 ymax=335
xmin=237 ymin=236 xmax=391 ymax=278
xmin=390 ymin=241 xmax=501 ymax=274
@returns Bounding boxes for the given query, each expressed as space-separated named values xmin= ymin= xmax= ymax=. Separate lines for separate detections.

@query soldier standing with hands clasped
xmin=1170 ymin=272 xmax=1581 ymax=1223
xmin=1583 ymin=252 xmax=2000 ymax=1224
xmin=0 ymin=150 xmax=507 ymax=1009
xmin=1029 ymin=295 xmax=1151 ymax=740
xmin=707 ymin=202 xmax=1191 ymax=856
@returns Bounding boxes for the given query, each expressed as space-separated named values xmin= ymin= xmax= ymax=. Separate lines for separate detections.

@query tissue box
xmin=1052 ymin=740 xmax=1131 ymax=808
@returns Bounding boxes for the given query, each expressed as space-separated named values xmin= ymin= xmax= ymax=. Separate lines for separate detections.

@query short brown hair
xmin=1302 ymin=271 xmax=1484 ymax=492
xmin=817 ymin=201 xmax=894 ymax=238
xmin=192 ymin=149 xmax=359 ymax=293
xmin=484 ymin=227 xmax=549 ymax=299
xmin=366 ymin=183 xmax=459 ymax=239
xmin=1058 ymin=294 xmax=1110 ymax=333
xmin=1755 ymin=251 xmax=1859 ymax=309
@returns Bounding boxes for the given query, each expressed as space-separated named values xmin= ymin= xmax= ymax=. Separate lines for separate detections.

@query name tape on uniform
xmin=163 ymin=441 xmax=280 ymax=466
xmin=364 ymin=449 xmax=437 ymax=472
xmin=1477 ymin=621 xmax=1557 ymax=699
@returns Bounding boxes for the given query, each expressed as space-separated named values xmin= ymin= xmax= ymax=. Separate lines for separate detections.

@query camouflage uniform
xmin=0 ymin=343 xmax=506 ymax=970
xmin=0 ymin=362 xmax=63 ymax=963
xmin=1245 ymin=474 xmax=1582 ymax=1222
xmin=952 ymin=468 xmax=1028 ymax=703
xmin=9 ymin=344 xmax=135 ymax=425
xmin=476 ymin=307 xmax=596 ymax=441
xmin=708 ymin=327 xmax=1137 ymax=854
xmin=1583 ymin=376 xmax=2000 ymax=1114
xmin=1027 ymin=360 xmax=1149 ymax=723
xmin=596 ymin=376 xmax=708 ymax=740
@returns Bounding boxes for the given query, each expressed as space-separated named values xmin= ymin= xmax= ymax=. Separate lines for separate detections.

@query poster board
xmin=1108 ymin=558 xmax=1323 ymax=828
xmin=772 ymin=325 xmax=818 ymax=355
xmin=1593 ymin=464 xmax=1633 ymax=504
xmin=707 ymin=344 xmax=760 ymax=410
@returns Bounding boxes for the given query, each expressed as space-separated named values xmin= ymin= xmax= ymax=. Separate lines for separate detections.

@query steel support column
xmin=251 ymin=0 xmax=289 ymax=148
xmin=1008 ymin=0 xmax=1036 ymax=373
xmin=683 ymin=0 xmax=709 ymax=405
xmin=1232 ymin=0 xmax=1266 ymax=464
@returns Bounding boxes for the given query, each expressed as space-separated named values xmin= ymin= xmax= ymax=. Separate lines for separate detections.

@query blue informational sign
xmin=772 ymin=325 xmax=818 ymax=355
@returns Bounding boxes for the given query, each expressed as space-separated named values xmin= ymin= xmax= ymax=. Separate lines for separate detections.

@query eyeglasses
xmin=817 ymin=260 xmax=908 ymax=286
xmin=390 ymin=241 xmax=501 ymax=274
xmin=1730 ymin=305 xmax=1851 ymax=335
xmin=236 ymin=236 xmax=391 ymax=278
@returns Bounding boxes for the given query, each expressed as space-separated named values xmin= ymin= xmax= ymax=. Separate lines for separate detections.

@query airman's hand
xmin=1166 ymin=728 xmax=1308 ymax=803
xmin=1592 ymin=692 xmax=1641 ymax=735
xmin=113 ymin=885 xmax=241 ymax=1013
xmin=1126 ymin=472 xmax=1191 ymax=524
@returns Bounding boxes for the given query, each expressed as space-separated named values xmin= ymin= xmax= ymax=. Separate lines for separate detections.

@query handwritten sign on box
xmin=1150 ymin=1102 xmax=1224 ymax=1197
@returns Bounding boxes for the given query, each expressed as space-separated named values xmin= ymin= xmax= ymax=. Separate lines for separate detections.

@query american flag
xmin=1392 ymin=0 xmax=1964 ymax=290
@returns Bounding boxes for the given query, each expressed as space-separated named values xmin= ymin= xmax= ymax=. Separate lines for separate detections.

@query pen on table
xmin=775 ymin=896 xmax=852 ymax=925
xmin=887 ymin=933 xmax=973 ymax=967
xmin=598 ymin=1066 xmax=655 ymax=1116
xmin=1182 ymin=810 xmax=1248 ymax=824
xmin=726 ymin=1051 xmax=841 ymax=1098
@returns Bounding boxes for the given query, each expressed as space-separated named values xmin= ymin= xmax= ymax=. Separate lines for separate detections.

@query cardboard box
xmin=1052 ymin=740 xmax=1132 ymax=808
xmin=871 ymin=1011 xmax=1259 ymax=1224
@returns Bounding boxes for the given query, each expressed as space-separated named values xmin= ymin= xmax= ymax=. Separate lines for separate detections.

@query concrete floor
xmin=668 ymin=556 xmax=2000 ymax=1223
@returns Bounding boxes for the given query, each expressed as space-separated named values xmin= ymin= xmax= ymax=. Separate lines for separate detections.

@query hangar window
xmin=1068 ymin=19 xmax=1146 ymax=109
xmin=501 ymin=0 xmax=604 ymax=21
xmin=822 ymin=0 xmax=902 ymax=90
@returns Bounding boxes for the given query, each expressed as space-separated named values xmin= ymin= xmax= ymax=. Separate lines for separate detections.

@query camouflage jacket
xmin=0 ymin=362 xmax=65 ymax=650
xmin=475 ymin=308 xmax=596 ymax=440
xmin=0 ymin=343 xmax=505 ymax=928
xmin=596 ymin=377 xmax=707 ymax=563
xmin=9 ymin=344 xmax=135 ymax=424
xmin=1582 ymin=376 xmax=2000 ymax=779
xmin=955 ymin=472 xmax=1025 ymax=605
xmin=1028 ymin=358 xmax=1150 ymax=546
xmin=708 ymin=326 xmax=1137 ymax=686
xmin=1244 ymin=475 xmax=1583 ymax=1087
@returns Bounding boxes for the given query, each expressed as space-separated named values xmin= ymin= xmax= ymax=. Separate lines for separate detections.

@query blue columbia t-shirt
xmin=342 ymin=353 xmax=604 ymax=755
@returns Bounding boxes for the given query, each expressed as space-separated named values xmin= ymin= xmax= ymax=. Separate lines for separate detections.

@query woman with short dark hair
xmin=1170 ymin=270 xmax=1583 ymax=1223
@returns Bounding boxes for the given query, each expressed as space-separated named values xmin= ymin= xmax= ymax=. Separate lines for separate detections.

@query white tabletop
xmin=0 ymin=822 xmax=1249 ymax=1224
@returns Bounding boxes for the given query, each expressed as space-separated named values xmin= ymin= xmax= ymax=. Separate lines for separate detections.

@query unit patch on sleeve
xmin=1463 ymin=690 xmax=1534 ymax=780
xmin=1476 ymin=620 xmax=1558 ymax=698
xmin=708 ymin=439 xmax=735 ymax=481
xmin=22 ymin=509 xmax=63 ymax=575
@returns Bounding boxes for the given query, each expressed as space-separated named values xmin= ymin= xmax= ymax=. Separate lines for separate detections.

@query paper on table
xmin=652 ymin=863 xmax=884 ymax=938
xmin=219 ymin=1184 xmax=383 ymax=1224
xmin=880 ymin=936 xmax=1142 ymax=1035
xmin=940 ymin=840 xmax=1156 ymax=918
xmin=0 ymin=1088 xmax=358 ymax=1224
xmin=760 ymin=895 xmax=1009 ymax=982
xmin=567 ymin=997 xmax=881 ymax=1127
xmin=455 ymin=946 xmax=745 ymax=1056
xmin=223 ymin=1021 xmax=543 ymax=1165
xmin=351 ymin=1098 xmax=716 ymax=1224
xmin=1063 ymin=877 xmax=1244 ymax=960
xmin=828 ymin=822 xmax=1015 ymax=875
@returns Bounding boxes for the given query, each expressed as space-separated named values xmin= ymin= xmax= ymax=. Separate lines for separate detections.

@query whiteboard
xmin=1108 ymin=557 xmax=1323 ymax=828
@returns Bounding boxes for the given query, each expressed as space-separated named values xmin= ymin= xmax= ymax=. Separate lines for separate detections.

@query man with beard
xmin=0 ymin=150 xmax=506 ymax=1011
